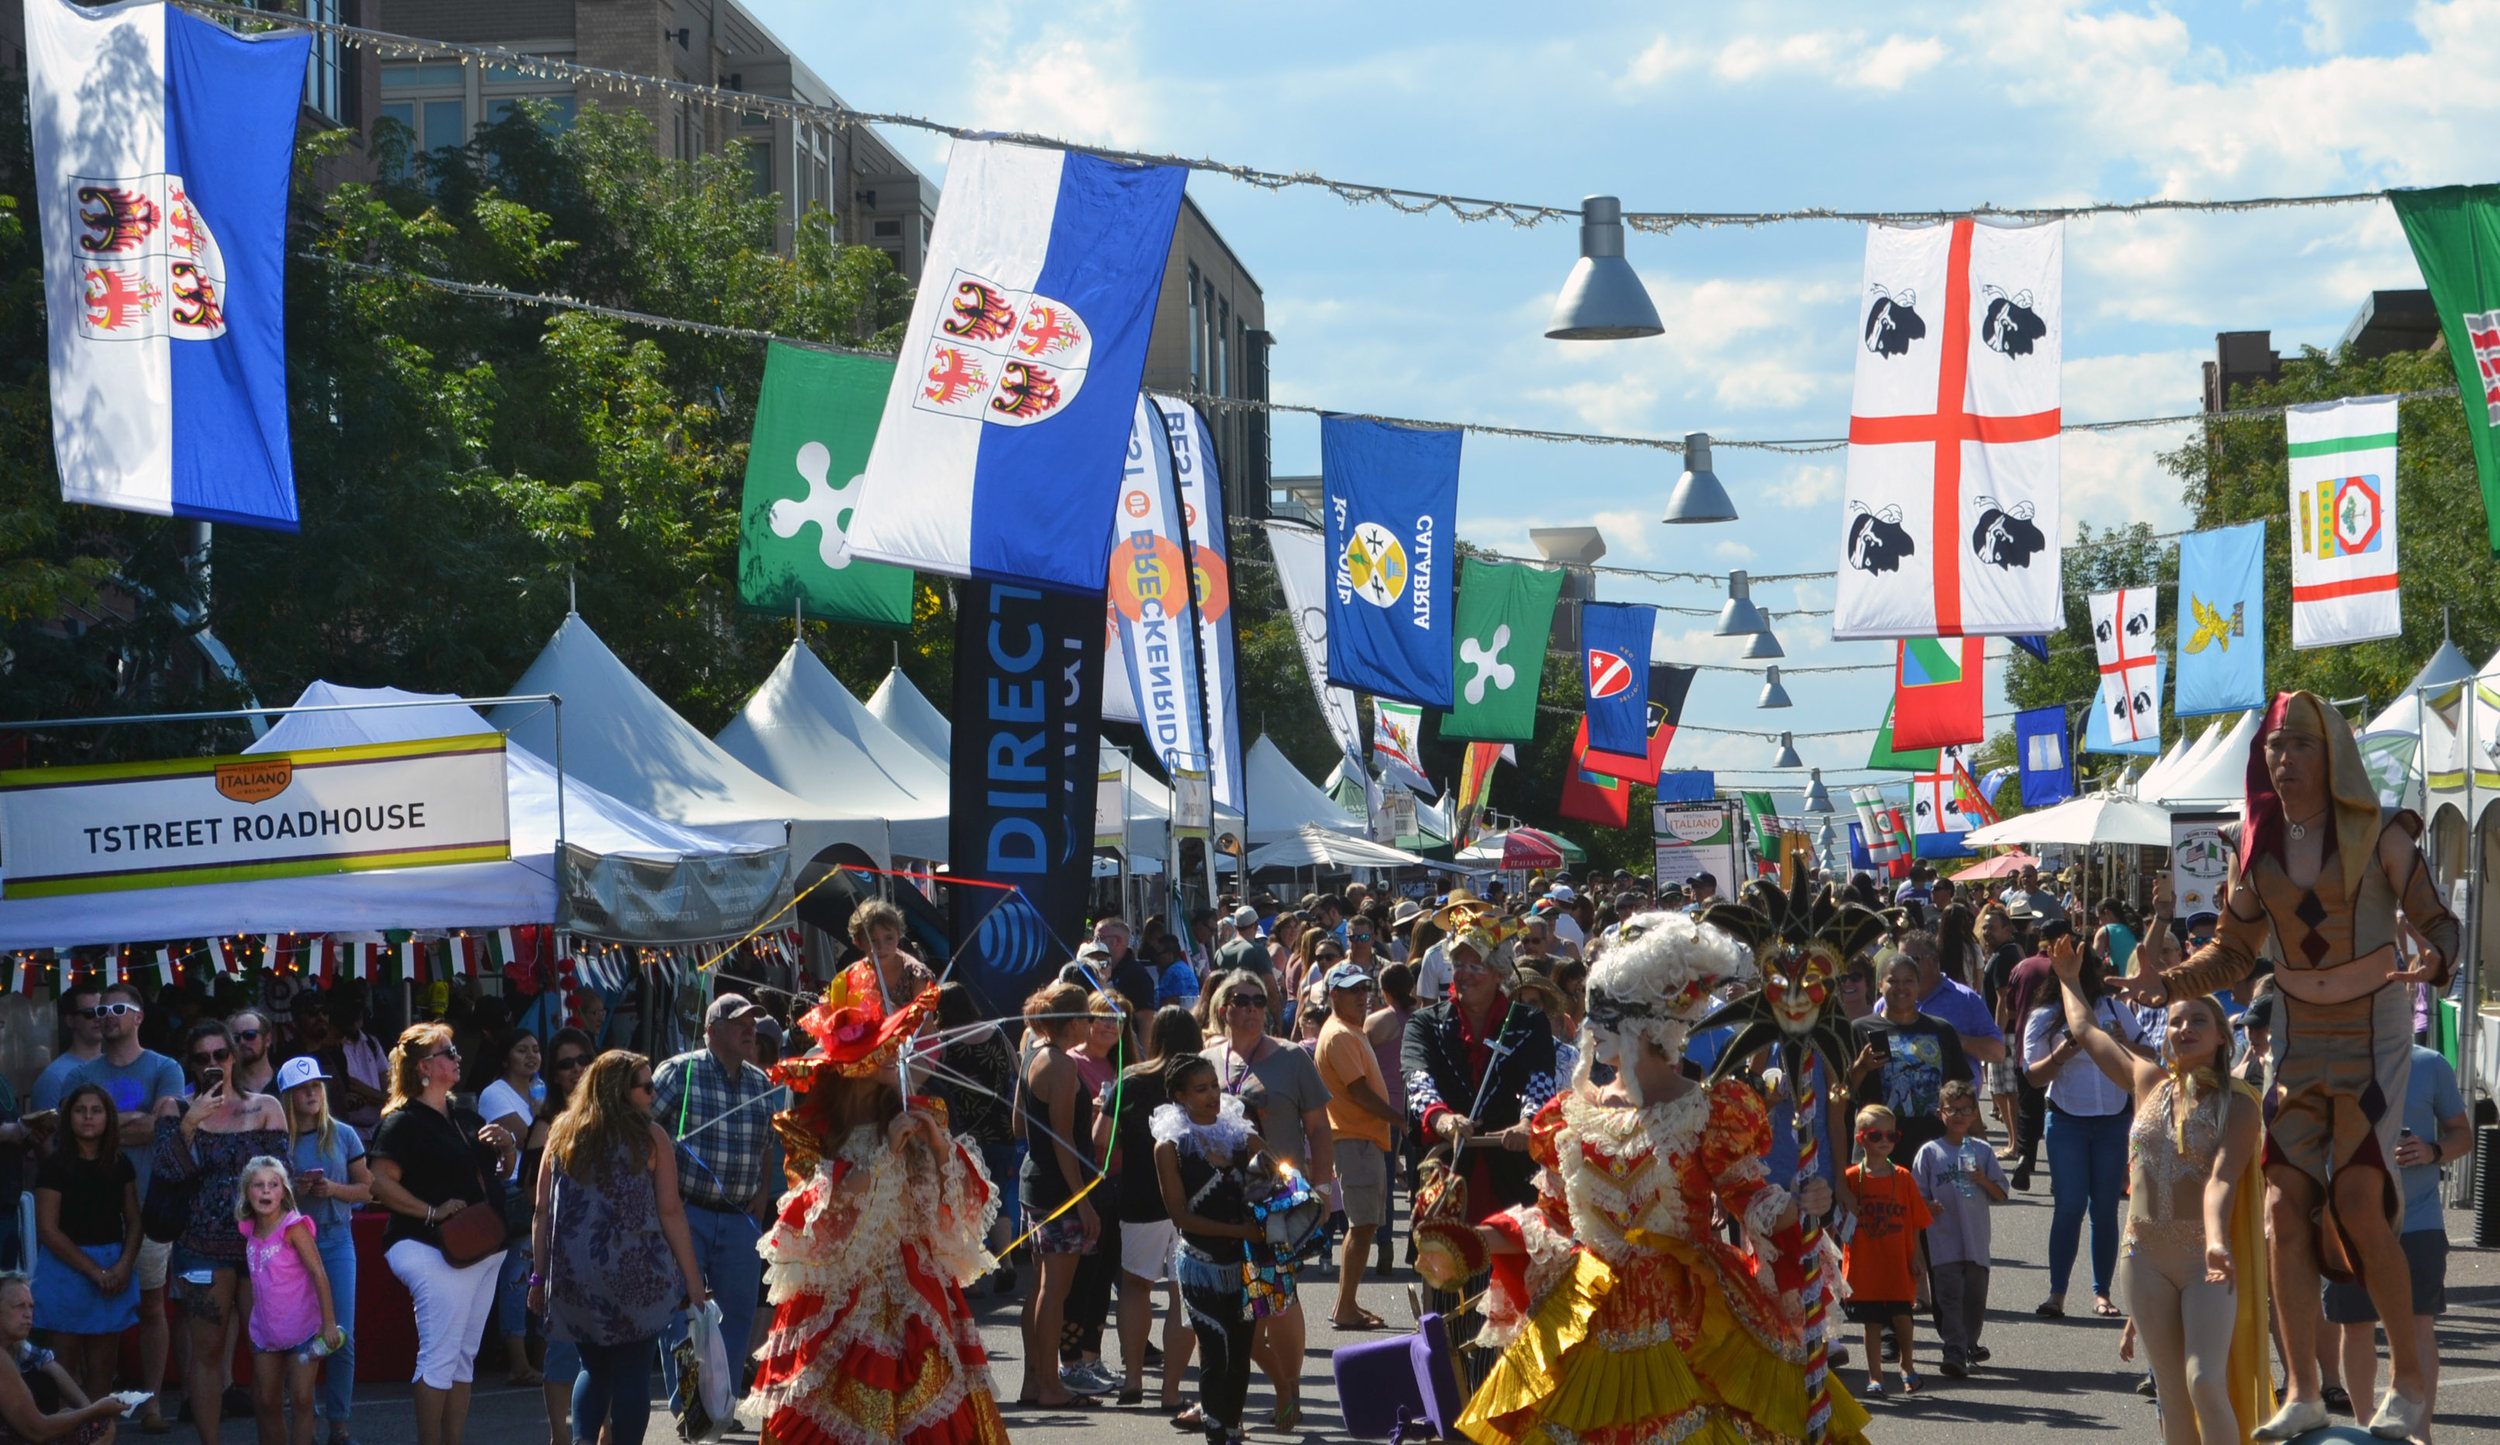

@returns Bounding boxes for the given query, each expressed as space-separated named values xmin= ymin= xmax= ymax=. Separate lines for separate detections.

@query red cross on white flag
xmin=2088 ymin=587 xmax=2161 ymax=743
xmin=1835 ymin=218 xmax=2064 ymax=639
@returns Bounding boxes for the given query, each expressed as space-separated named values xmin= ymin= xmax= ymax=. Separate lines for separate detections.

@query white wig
xmin=1577 ymin=911 xmax=1756 ymax=1098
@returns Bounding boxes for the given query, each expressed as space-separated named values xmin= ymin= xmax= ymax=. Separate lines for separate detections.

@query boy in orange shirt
xmin=1843 ymin=1102 xmax=1932 ymax=1398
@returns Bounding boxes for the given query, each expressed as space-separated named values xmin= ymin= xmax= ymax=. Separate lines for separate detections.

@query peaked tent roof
xmin=2133 ymin=731 xmax=2194 ymax=798
xmin=2367 ymin=637 xmax=2476 ymax=736
xmin=867 ymin=666 xmax=952 ymax=772
xmin=717 ymin=645 xmax=950 ymax=862
xmin=1246 ymin=824 xmax=1451 ymax=872
xmin=490 ymin=614 xmax=888 ymax=865
xmin=2154 ymin=708 xmax=2262 ymax=808
xmin=1246 ymin=735 xmax=1367 ymax=846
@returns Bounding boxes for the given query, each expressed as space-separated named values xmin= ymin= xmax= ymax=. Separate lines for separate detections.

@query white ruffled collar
xmin=1150 ymin=1095 xmax=1252 ymax=1159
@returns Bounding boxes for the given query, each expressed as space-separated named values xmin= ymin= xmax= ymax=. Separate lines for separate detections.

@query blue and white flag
xmin=1579 ymin=601 xmax=1656 ymax=760
xmin=2015 ymin=704 xmax=2076 ymax=807
xmin=2175 ymin=521 xmax=2265 ymax=716
xmin=1323 ymin=417 xmax=1458 ymax=707
xmin=29 ymin=0 xmax=308 ymax=529
xmin=848 ymin=139 xmax=1185 ymax=590
xmin=2085 ymin=655 xmax=2165 ymax=756
xmin=1107 ymin=395 xmax=1205 ymax=778
xmin=1153 ymin=395 xmax=1243 ymax=813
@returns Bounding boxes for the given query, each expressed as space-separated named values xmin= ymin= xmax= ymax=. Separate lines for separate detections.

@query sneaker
xmin=1060 ymin=1363 xmax=1117 ymax=1396
xmin=2365 ymin=1390 xmax=2427 ymax=1440
xmin=2136 ymin=1375 xmax=2158 ymax=1399
xmin=1939 ymin=1357 xmax=1967 ymax=1379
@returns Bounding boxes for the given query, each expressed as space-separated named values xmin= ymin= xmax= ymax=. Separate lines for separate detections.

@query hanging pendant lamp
xmin=1742 ymin=612 xmax=1784 ymax=659
xmin=1714 ymin=570 xmax=1768 ymax=636
xmin=1805 ymin=768 xmax=1835 ymax=813
xmin=1661 ymin=432 xmax=1738 ymax=524
xmin=1758 ymin=666 xmax=1792 ymax=709
xmin=1772 ymin=732 xmax=1803 ymax=769
xmin=1544 ymin=196 xmax=1663 ymax=340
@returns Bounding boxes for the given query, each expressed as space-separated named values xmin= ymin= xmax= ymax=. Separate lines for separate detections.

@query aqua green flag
xmin=2390 ymin=186 xmax=2500 ymax=555
xmin=1741 ymin=790 xmax=1780 ymax=862
xmin=737 ymin=344 xmax=915 ymax=627
xmin=1441 ymin=556 xmax=1565 ymax=742
xmin=1866 ymin=699 xmax=1941 ymax=771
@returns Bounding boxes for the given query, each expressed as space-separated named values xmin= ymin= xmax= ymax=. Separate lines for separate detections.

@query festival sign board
xmin=0 ymin=735 xmax=511 ymax=898
xmin=1652 ymin=802 xmax=1740 ymax=900
xmin=2169 ymin=811 xmax=2233 ymax=919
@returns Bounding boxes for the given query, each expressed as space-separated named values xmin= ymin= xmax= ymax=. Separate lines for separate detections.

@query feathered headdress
xmin=1694 ymin=871 xmax=1886 ymax=1094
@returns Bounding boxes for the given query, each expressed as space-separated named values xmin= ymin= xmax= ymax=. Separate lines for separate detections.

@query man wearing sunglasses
xmin=67 ymin=981 xmax=187 ymax=1429
xmin=29 ymin=983 xmax=102 ymax=1113
xmin=224 ymin=1009 xmax=277 ymax=1099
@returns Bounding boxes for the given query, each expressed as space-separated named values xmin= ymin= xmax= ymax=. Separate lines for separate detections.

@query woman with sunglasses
xmin=368 ymin=1023 xmax=519 ymax=1445
xmin=517 ymin=1029 xmax=593 ymax=1445
xmin=527 ymin=1052 xmax=704 ymax=1445
xmin=278 ymin=1056 xmax=372 ymax=1445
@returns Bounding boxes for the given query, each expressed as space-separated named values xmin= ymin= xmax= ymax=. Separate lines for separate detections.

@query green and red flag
xmin=1866 ymin=700 xmax=1941 ymax=772
xmin=1891 ymin=637 xmax=1984 ymax=749
xmin=2390 ymin=185 xmax=2500 ymax=554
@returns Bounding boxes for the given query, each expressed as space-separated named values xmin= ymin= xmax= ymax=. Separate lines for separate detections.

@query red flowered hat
xmin=773 ymin=960 xmax=937 ymax=1088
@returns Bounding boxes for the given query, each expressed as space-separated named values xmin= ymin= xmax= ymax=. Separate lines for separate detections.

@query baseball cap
xmin=1546 ymin=884 xmax=1578 ymax=903
xmin=2186 ymin=910 xmax=2219 ymax=930
xmin=705 ymin=994 xmax=763 ymax=1028
xmin=1232 ymin=906 xmax=1258 ymax=929
xmin=274 ymin=1055 xmax=329 ymax=1094
xmin=1323 ymin=962 xmax=1373 ymax=993
xmin=1686 ymin=871 xmax=1717 ymax=889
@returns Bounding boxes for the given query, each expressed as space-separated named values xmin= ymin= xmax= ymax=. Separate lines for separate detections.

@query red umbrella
xmin=1500 ymin=826 xmax=1568 ymax=870
xmin=1951 ymin=850 xmax=2040 ymax=881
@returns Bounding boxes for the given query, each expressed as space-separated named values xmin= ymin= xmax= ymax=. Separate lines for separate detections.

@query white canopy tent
xmin=1246 ymin=736 xmax=1367 ymax=846
xmin=2153 ymin=709 xmax=2261 ymax=809
xmin=1963 ymin=794 xmax=2176 ymax=849
xmin=867 ymin=666 xmax=952 ymax=772
xmin=2369 ymin=637 xmax=2476 ymax=737
xmin=0 ymin=682 xmax=773 ymax=949
xmin=1246 ymin=825 xmax=1449 ymax=872
xmin=2132 ymin=731 xmax=2194 ymax=799
xmin=491 ymin=614 xmax=888 ymax=866
xmin=716 ymin=644 xmax=950 ymax=862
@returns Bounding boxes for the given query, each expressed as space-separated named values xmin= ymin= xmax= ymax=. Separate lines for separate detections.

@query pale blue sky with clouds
xmin=748 ymin=0 xmax=2497 ymax=785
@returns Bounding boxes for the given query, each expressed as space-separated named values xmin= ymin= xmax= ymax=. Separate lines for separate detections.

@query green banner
xmin=1440 ymin=556 xmax=1564 ymax=741
xmin=1741 ymin=790 xmax=1780 ymax=862
xmin=736 ymin=344 xmax=915 ymax=627
xmin=2390 ymin=185 xmax=2500 ymax=555
xmin=1866 ymin=699 xmax=1941 ymax=771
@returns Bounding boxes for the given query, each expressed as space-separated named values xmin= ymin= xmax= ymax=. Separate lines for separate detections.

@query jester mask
xmin=1695 ymin=873 xmax=1885 ymax=1093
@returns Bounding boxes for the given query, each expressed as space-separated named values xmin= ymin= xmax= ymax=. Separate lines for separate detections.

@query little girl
xmin=1152 ymin=1054 xmax=1268 ymax=1445
xmin=235 ymin=1157 xmax=344 ymax=1445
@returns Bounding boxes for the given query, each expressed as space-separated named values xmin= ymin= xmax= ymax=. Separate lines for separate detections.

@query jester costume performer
xmin=739 ymin=963 xmax=1011 ymax=1445
xmin=2145 ymin=690 xmax=2457 ymax=1440
xmin=1455 ymin=909 xmax=1873 ymax=1445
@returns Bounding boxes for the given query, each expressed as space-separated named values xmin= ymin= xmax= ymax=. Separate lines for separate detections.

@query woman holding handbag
xmin=368 ymin=1024 xmax=518 ymax=1445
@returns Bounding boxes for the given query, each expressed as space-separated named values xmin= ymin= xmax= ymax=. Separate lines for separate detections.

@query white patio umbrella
xmin=1962 ymin=794 xmax=2175 ymax=849
xmin=1245 ymin=824 xmax=1449 ymax=872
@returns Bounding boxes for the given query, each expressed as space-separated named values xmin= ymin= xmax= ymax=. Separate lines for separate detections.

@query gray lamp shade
xmin=1772 ymin=732 xmax=1803 ymax=769
xmin=1661 ymin=432 xmax=1738 ymax=524
xmin=1741 ymin=613 xmax=1784 ymax=659
xmin=1714 ymin=570 xmax=1768 ymax=636
xmin=1545 ymin=196 xmax=1663 ymax=341
xmin=1805 ymin=769 xmax=1835 ymax=813
xmin=1757 ymin=666 xmax=1792 ymax=709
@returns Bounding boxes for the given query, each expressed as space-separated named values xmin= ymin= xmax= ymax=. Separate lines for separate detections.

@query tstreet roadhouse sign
xmin=1 ymin=734 xmax=511 ymax=898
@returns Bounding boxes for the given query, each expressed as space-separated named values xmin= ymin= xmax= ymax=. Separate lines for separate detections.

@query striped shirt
xmin=652 ymin=1048 xmax=780 ymax=1210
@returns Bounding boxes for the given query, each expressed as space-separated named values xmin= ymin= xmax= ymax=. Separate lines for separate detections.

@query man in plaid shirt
xmin=654 ymin=993 xmax=783 ymax=1394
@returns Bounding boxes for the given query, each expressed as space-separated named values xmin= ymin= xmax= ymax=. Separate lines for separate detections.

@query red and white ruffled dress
xmin=739 ymin=1124 xmax=1009 ymax=1445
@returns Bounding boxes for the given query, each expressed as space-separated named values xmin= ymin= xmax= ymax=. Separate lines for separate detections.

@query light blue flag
xmin=2086 ymin=655 xmax=2165 ymax=755
xmin=2174 ymin=522 xmax=2266 ymax=717
xmin=1323 ymin=417 xmax=1460 ymax=707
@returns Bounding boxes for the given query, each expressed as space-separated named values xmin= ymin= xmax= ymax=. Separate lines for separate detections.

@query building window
xmin=1216 ymin=297 xmax=1230 ymax=397
xmin=481 ymin=59 xmax=576 ymax=133
xmin=1186 ymin=263 xmax=1203 ymax=389
xmin=873 ymin=219 xmax=902 ymax=238
xmin=379 ymin=61 xmax=467 ymax=160
xmin=300 ymin=0 xmax=345 ymax=124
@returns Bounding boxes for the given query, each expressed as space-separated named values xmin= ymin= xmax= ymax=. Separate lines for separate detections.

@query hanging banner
xmin=1911 ymin=748 xmax=1977 ymax=859
xmin=1151 ymin=395 xmax=1244 ymax=813
xmin=2388 ymin=185 xmax=2500 ymax=554
xmin=1891 ymin=636 xmax=1984 ymax=749
xmin=1866 ymin=700 xmax=1941 ymax=771
xmin=1371 ymin=699 xmax=1432 ymax=793
xmin=1453 ymin=740 xmax=1511 ymax=845
xmin=28 ymin=0 xmax=309 ymax=530
xmin=2174 ymin=521 xmax=2265 ymax=716
xmin=2285 ymin=395 xmax=2402 ymax=648
xmin=1559 ymin=717 xmax=1632 ymax=830
xmin=1442 ymin=556 xmax=1564 ymax=742
xmin=1 ymin=735 xmax=510 ymax=898
xmin=848 ymin=139 xmax=1186 ymax=589
xmin=1741 ymin=791 xmax=1781 ymax=863
xmin=2088 ymin=586 xmax=2161 ymax=744
xmin=736 ymin=344 xmax=917 ymax=627
xmin=1322 ymin=416 xmax=1460 ymax=707
xmin=1835 ymin=217 xmax=2064 ymax=639
xmin=1652 ymin=802 xmax=1740 ymax=897
xmin=1264 ymin=521 xmax=1367 ymax=774
xmin=2014 ymin=704 xmax=2075 ymax=807
xmin=1851 ymin=786 xmax=1905 ymax=866
xmin=2085 ymin=655 xmax=2166 ymax=756
xmin=1585 ymin=664 xmax=1694 ymax=783
xmin=2170 ymin=811 xmax=2233 ymax=919
xmin=1578 ymin=602 xmax=1658 ymax=761
xmin=1657 ymin=771 xmax=1715 ymax=804
xmin=1100 ymin=607 xmax=1139 ymax=725
xmin=1107 ymin=395 xmax=1207 ymax=778
xmin=948 ymin=580 xmax=1106 ymax=1011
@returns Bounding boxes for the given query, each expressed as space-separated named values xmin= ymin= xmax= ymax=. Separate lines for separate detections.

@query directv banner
xmin=951 ymin=579 xmax=1106 ymax=1010
xmin=0 ymin=734 xmax=511 ymax=898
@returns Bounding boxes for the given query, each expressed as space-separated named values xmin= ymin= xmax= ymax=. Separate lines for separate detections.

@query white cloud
xmin=1620 ymin=35 xmax=1698 ymax=87
xmin=1757 ymin=461 xmax=1845 ymax=511
xmin=1855 ymin=35 xmax=1949 ymax=90
xmin=1714 ymin=32 xmax=1842 ymax=82
xmin=955 ymin=2 xmax=1159 ymax=147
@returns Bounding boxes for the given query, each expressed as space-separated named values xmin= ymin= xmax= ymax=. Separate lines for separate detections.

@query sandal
xmin=2093 ymin=1297 xmax=2123 ymax=1318
xmin=1170 ymin=1406 xmax=1205 ymax=1432
xmin=1900 ymin=1371 xmax=1922 ymax=1396
xmin=2034 ymin=1300 xmax=2064 ymax=1317
xmin=1330 ymin=1311 xmax=1383 ymax=1331
xmin=1864 ymin=1373 xmax=1886 ymax=1399
xmin=1268 ymin=1401 xmax=1301 ymax=1432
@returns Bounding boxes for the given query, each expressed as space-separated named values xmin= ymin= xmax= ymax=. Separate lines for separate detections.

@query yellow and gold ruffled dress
xmin=1458 ymin=1080 xmax=1871 ymax=1445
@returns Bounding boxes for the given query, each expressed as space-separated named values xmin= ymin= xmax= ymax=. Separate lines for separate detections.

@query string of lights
xmin=183 ymin=0 xmax=2400 ymax=236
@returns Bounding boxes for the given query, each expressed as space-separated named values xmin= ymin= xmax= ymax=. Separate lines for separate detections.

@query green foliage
xmin=3 ymin=100 xmax=935 ymax=760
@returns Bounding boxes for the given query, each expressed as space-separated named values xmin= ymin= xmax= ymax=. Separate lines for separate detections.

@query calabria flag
xmin=848 ymin=140 xmax=1186 ymax=590
xmin=1891 ymin=637 xmax=1984 ymax=749
xmin=29 ymin=0 xmax=308 ymax=529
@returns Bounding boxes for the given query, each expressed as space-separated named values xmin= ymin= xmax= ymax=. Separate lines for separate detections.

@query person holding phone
xmin=1850 ymin=951 xmax=1968 ymax=1159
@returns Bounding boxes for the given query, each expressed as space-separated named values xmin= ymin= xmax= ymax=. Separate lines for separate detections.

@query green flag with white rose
xmin=1438 ymin=557 xmax=1563 ymax=742
xmin=737 ymin=344 xmax=915 ymax=627
xmin=2390 ymin=185 xmax=2500 ymax=555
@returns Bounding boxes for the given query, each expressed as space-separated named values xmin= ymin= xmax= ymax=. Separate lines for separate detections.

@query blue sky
xmin=749 ymin=0 xmax=2488 ymax=788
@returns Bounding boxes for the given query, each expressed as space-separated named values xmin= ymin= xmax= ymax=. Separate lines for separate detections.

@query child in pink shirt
xmin=236 ymin=1157 xmax=343 ymax=1445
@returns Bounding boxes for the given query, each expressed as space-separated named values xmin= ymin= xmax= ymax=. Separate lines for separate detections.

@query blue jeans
xmin=572 ymin=1337 xmax=656 ymax=1445
xmin=496 ymin=1236 xmax=532 ymax=1338
xmin=2046 ymin=1107 xmax=2129 ymax=1299
xmin=314 ymin=1226 xmax=357 ymax=1425
xmin=658 ymin=1206 xmax=762 ymax=1400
